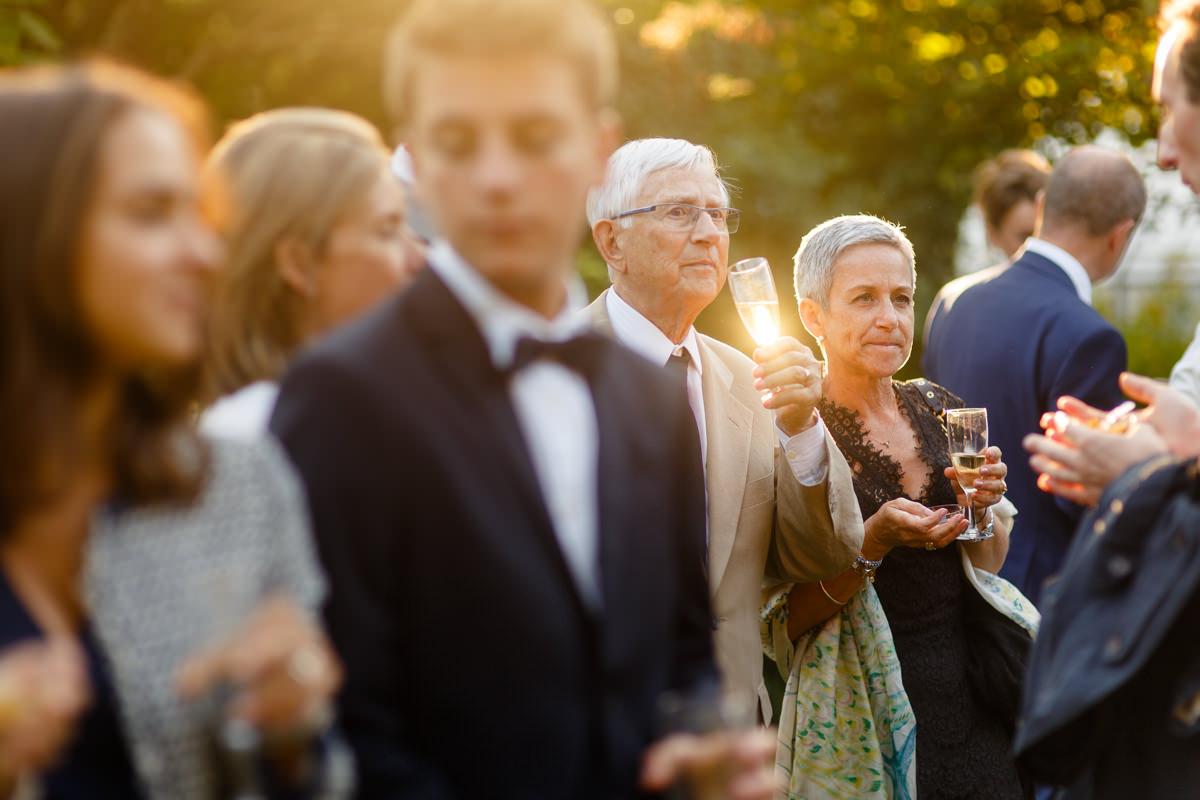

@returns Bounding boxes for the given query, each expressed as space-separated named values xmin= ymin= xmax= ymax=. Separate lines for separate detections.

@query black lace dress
xmin=818 ymin=380 xmax=1024 ymax=799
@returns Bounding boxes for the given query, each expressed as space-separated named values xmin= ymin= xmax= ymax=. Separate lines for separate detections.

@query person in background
xmin=922 ymin=146 xmax=1145 ymax=605
xmin=582 ymin=137 xmax=863 ymax=724
xmin=1014 ymin=5 xmax=1200 ymax=793
xmin=269 ymin=0 xmax=775 ymax=797
xmin=200 ymin=108 xmax=421 ymax=439
xmin=922 ymin=149 xmax=1051 ymax=351
xmin=0 ymin=61 xmax=347 ymax=799
xmin=976 ymin=149 xmax=1053 ymax=261
xmin=763 ymin=214 xmax=1031 ymax=799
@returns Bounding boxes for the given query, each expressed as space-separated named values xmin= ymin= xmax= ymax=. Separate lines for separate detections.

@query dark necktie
xmin=666 ymin=348 xmax=692 ymax=390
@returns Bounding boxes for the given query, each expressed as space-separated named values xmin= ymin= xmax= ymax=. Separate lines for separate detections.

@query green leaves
xmin=0 ymin=3 xmax=61 ymax=66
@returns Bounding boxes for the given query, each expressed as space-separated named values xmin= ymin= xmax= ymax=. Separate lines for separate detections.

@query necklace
xmin=876 ymin=396 xmax=902 ymax=448
xmin=879 ymin=415 xmax=899 ymax=448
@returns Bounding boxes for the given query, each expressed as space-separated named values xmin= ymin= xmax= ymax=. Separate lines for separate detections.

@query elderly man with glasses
xmin=583 ymin=137 xmax=864 ymax=722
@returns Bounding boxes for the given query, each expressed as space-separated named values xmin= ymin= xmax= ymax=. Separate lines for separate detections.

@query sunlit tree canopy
xmin=3 ymin=0 xmax=1166 ymax=366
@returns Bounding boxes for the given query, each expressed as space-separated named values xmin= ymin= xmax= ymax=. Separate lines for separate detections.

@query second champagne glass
xmin=945 ymin=407 xmax=992 ymax=541
xmin=726 ymin=257 xmax=780 ymax=346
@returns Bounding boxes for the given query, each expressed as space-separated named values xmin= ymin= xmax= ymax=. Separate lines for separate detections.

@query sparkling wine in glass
xmin=727 ymin=257 xmax=780 ymax=346
xmin=945 ymin=407 xmax=992 ymax=541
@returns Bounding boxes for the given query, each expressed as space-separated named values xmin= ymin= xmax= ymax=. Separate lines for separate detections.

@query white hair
xmin=586 ymin=137 xmax=731 ymax=227
xmin=793 ymin=214 xmax=916 ymax=309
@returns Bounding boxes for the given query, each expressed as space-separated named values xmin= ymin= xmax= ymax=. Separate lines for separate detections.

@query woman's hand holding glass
xmin=945 ymin=407 xmax=993 ymax=540
xmin=943 ymin=445 xmax=1008 ymax=520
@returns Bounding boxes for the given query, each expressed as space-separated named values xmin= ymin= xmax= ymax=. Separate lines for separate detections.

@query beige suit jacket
xmin=583 ymin=290 xmax=864 ymax=718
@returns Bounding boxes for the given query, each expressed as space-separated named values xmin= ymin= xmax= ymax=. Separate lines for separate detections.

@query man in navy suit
xmin=923 ymin=145 xmax=1145 ymax=604
xmin=269 ymin=0 xmax=775 ymax=797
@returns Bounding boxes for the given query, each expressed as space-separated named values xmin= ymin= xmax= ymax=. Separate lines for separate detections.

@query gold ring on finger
xmin=925 ymin=542 xmax=936 ymax=552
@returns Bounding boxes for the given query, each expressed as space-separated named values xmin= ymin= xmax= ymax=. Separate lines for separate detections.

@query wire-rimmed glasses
xmin=612 ymin=203 xmax=741 ymax=234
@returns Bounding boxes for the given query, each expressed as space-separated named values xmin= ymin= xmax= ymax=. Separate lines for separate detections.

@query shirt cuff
xmin=777 ymin=414 xmax=828 ymax=486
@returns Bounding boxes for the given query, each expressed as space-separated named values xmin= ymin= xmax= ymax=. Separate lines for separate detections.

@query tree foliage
xmin=5 ymin=0 xmax=1163 ymax=367
xmin=602 ymin=0 xmax=1159 ymax=364
xmin=0 ymin=1 xmax=61 ymax=65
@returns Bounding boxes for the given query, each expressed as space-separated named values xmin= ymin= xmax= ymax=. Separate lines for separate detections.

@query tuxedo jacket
xmin=270 ymin=269 xmax=716 ymax=799
xmin=922 ymin=249 xmax=1126 ymax=604
xmin=584 ymin=290 xmax=863 ymax=718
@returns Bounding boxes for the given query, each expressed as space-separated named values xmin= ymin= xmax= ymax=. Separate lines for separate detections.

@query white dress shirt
xmin=198 ymin=381 xmax=280 ymax=440
xmin=430 ymin=241 xmax=602 ymax=609
xmin=604 ymin=290 xmax=828 ymax=486
xmin=1024 ymin=237 xmax=1093 ymax=305
xmin=605 ymin=289 xmax=709 ymax=464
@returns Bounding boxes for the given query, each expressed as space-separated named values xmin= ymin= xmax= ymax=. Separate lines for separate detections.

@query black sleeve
xmin=270 ymin=357 xmax=453 ymax=800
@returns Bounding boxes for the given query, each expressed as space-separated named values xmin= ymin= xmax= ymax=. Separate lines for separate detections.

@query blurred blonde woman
xmin=201 ymin=108 xmax=420 ymax=438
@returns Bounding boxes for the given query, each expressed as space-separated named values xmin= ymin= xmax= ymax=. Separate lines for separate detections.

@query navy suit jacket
xmin=1015 ymin=455 xmax=1200 ymax=796
xmin=270 ymin=268 xmax=715 ymax=799
xmin=922 ymin=248 xmax=1126 ymax=604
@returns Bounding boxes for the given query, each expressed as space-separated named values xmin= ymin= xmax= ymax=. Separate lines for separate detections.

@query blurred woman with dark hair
xmin=0 ymin=61 xmax=348 ymax=799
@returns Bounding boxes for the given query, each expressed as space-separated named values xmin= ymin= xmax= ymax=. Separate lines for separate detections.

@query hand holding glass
xmin=945 ymin=407 xmax=992 ymax=541
xmin=726 ymin=257 xmax=780 ymax=346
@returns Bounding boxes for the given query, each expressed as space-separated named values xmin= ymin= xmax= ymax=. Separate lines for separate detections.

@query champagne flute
xmin=657 ymin=683 xmax=756 ymax=800
xmin=945 ymin=407 xmax=992 ymax=541
xmin=726 ymin=257 xmax=780 ymax=346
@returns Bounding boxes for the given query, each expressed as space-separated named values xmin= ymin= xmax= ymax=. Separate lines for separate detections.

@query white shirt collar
xmin=604 ymin=289 xmax=703 ymax=373
xmin=426 ymin=239 xmax=589 ymax=369
xmin=1023 ymin=237 xmax=1093 ymax=305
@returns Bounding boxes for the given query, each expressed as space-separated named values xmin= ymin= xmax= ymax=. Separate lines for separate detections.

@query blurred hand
xmin=640 ymin=726 xmax=777 ymax=800
xmin=944 ymin=445 xmax=1008 ymax=511
xmin=1024 ymin=404 xmax=1165 ymax=507
xmin=1024 ymin=430 xmax=1163 ymax=508
xmin=1118 ymin=372 xmax=1200 ymax=459
xmin=864 ymin=497 xmax=965 ymax=555
xmin=0 ymin=637 xmax=90 ymax=787
xmin=175 ymin=594 xmax=340 ymax=743
xmin=752 ymin=337 xmax=823 ymax=436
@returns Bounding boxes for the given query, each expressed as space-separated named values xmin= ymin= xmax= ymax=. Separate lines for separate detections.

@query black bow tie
xmin=507 ymin=334 xmax=604 ymax=378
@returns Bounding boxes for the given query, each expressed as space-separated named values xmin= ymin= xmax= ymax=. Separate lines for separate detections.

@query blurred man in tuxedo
xmin=271 ymin=2 xmax=774 ymax=797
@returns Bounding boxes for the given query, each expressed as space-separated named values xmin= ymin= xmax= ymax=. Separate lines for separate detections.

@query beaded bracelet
xmin=852 ymin=553 xmax=884 ymax=583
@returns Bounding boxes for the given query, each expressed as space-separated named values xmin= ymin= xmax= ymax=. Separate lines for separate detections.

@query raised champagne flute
xmin=945 ymin=407 xmax=992 ymax=541
xmin=726 ymin=257 xmax=780 ymax=346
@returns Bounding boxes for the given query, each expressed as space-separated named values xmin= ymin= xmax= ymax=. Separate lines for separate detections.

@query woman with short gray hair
xmin=762 ymin=214 xmax=1034 ymax=799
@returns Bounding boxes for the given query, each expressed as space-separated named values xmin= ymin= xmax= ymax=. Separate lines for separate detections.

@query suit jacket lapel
xmin=406 ymin=270 xmax=595 ymax=613
xmin=699 ymin=337 xmax=753 ymax=590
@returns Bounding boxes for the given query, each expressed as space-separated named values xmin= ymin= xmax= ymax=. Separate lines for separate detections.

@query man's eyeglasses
xmin=612 ymin=203 xmax=741 ymax=234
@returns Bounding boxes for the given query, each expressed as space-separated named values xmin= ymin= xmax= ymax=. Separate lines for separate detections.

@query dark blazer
xmin=1014 ymin=455 xmax=1200 ymax=798
xmin=270 ymin=267 xmax=715 ymax=800
xmin=921 ymin=248 xmax=1126 ymax=604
